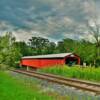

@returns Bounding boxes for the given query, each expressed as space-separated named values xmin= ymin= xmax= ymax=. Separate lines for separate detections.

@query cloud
xmin=0 ymin=0 xmax=100 ymax=41
xmin=12 ymin=30 xmax=57 ymax=43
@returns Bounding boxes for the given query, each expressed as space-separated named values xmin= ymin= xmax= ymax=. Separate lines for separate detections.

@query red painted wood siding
xmin=21 ymin=58 xmax=65 ymax=68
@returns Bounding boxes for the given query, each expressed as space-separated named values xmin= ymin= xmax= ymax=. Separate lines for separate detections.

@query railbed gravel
xmin=9 ymin=71 xmax=100 ymax=100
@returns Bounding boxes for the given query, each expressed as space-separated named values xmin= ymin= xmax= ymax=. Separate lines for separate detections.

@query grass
xmin=0 ymin=71 xmax=69 ymax=100
xmin=39 ymin=65 xmax=100 ymax=82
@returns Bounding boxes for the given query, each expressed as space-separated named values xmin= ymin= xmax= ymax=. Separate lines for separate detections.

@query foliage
xmin=12 ymin=42 xmax=33 ymax=56
xmin=28 ymin=37 xmax=56 ymax=55
xmin=39 ymin=65 xmax=100 ymax=82
xmin=87 ymin=19 xmax=100 ymax=59
xmin=0 ymin=32 xmax=22 ymax=67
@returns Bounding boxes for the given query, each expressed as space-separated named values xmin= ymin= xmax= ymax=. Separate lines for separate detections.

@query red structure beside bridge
xmin=20 ymin=53 xmax=80 ymax=68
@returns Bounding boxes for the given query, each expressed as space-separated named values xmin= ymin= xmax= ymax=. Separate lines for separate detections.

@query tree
xmin=13 ymin=42 xmax=33 ymax=56
xmin=87 ymin=19 xmax=100 ymax=66
xmin=46 ymin=42 xmax=56 ymax=54
xmin=88 ymin=20 xmax=100 ymax=56
xmin=0 ymin=32 xmax=22 ymax=67
xmin=28 ymin=37 xmax=50 ymax=55
xmin=56 ymin=41 xmax=66 ymax=53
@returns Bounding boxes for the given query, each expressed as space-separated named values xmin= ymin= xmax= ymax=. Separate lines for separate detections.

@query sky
xmin=0 ymin=0 xmax=100 ymax=42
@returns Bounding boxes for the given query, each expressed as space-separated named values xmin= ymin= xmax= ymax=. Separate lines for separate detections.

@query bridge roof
xmin=22 ymin=53 xmax=75 ymax=59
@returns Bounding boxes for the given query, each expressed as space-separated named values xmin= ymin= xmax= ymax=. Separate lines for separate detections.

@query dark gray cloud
xmin=0 ymin=0 xmax=100 ymax=41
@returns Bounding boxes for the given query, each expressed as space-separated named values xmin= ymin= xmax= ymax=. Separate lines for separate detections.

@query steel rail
xmin=10 ymin=69 xmax=100 ymax=95
xmin=22 ymin=70 xmax=100 ymax=87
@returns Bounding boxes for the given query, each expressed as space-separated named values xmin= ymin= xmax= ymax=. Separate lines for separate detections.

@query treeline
xmin=0 ymin=32 xmax=100 ymax=68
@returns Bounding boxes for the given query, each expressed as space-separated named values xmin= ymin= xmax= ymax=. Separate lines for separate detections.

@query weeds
xmin=39 ymin=65 xmax=100 ymax=82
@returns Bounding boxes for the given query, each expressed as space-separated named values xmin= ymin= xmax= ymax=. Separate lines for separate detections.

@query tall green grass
xmin=39 ymin=65 xmax=100 ymax=82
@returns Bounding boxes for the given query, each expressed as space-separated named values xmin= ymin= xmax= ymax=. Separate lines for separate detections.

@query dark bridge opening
xmin=65 ymin=57 xmax=78 ymax=66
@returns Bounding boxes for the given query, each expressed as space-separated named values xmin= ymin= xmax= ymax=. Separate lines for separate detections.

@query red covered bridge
xmin=20 ymin=53 xmax=80 ymax=68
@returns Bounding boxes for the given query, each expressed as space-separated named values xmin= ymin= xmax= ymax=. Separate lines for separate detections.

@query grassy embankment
xmin=0 ymin=71 xmax=68 ymax=100
xmin=39 ymin=65 xmax=100 ymax=82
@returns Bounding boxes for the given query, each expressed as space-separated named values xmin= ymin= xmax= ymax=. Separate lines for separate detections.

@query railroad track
xmin=10 ymin=69 xmax=100 ymax=95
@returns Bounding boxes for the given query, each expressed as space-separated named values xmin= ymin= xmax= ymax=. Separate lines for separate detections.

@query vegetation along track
xmin=10 ymin=69 xmax=100 ymax=95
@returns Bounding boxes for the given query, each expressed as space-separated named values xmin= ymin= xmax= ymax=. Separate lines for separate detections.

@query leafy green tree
xmin=13 ymin=42 xmax=33 ymax=56
xmin=0 ymin=32 xmax=21 ymax=67
xmin=56 ymin=41 xmax=66 ymax=53
xmin=29 ymin=37 xmax=50 ymax=55
xmin=87 ymin=18 xmax=100 ymax=66
xmin=46 ymin=42 xmax=56 ymax=54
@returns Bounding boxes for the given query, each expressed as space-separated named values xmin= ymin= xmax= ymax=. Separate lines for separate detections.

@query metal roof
xmin=22 ymin=53 xmax=74 ymax=59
